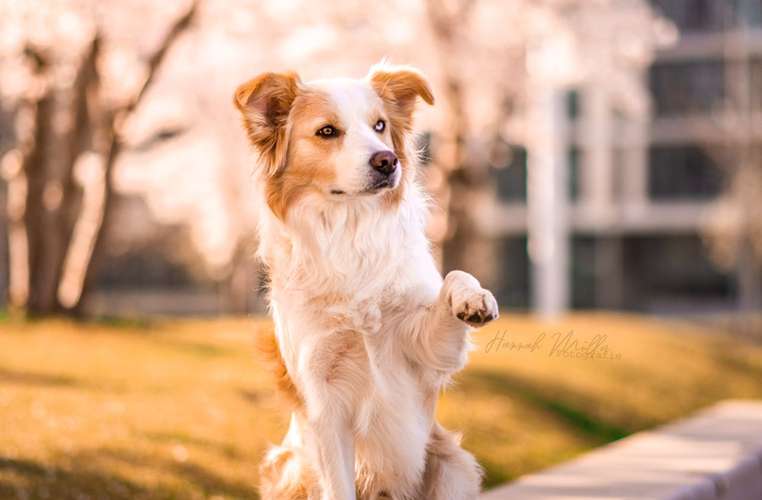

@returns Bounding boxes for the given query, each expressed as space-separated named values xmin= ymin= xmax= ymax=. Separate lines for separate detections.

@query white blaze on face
xmin=311 ymin=78 xmax=392 ymax=195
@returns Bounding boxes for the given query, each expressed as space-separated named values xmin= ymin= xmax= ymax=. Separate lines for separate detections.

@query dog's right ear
xmin=234 ymin=72 xmax=300 ymax=176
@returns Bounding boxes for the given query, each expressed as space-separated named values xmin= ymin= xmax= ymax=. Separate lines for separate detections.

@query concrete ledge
xmin=481 ymin=400 xmax=762 ymax=500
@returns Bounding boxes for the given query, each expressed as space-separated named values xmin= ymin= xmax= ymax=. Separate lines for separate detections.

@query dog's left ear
xmin=368 ymin=64 xmax=434 ymax=132
xmin=234 ymin=71 xmax=300 ymax=176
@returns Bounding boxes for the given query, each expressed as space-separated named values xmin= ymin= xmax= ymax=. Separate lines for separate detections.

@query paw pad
xmin=446 ymin=273 xmax=499 ymax=328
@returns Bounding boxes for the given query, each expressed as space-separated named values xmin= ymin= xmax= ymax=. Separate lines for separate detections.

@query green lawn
xmin=0 ymin=314 xmax=761 ymax=499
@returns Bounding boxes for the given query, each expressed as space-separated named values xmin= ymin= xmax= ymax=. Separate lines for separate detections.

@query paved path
xmin=481 ymin=400 xmax=762 ymax=500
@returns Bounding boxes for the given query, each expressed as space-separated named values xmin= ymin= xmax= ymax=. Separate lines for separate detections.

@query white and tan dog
xmin=234 ymin=63 xmax=498 ymax=500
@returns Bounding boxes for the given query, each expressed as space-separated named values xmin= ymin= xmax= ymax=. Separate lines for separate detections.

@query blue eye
xmin=373 ymin=119 xmax=385 ymax=133
xmin=316 ymin=125 xmax=338 ymax=138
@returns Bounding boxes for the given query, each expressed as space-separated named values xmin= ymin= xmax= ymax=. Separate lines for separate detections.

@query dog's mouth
xmin=363 ymin=170 xmax=400 ymax=194
xmin=328 ymin=171 xmax=401 ymax=197
xmin=368 ymin=178 xmax=392 ymax=191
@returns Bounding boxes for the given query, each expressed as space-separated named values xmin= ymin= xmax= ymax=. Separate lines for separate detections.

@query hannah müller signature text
xmin=484 ymin=330 xmax=622 ymax=360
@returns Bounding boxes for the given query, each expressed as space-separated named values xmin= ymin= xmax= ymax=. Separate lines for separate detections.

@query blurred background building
xmin=0 ymin=0 xmax=760 ymax=319
xmin=494 ymin=0 xmax=762 ymax=315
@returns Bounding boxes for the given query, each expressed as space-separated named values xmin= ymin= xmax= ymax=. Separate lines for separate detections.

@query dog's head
xmin=234 ymin=64 xmax=434 ymax=220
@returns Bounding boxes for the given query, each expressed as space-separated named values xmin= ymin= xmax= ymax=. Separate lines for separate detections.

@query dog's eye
xmin=373 ymin=119 xmax=386 ymax=133
xmin=316 ymin=125 xmax=338 ymax=138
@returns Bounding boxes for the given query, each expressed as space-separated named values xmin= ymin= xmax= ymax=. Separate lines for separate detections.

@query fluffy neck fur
xmin=257 ymin=178 xmax=430 ymax=300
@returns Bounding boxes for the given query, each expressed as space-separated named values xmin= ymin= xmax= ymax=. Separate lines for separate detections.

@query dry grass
xmin=0 ymin=314 xmax=761 ymax=499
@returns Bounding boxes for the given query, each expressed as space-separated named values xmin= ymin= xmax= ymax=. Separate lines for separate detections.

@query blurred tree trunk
xmin=704 ymin=15 xmax=762 ymax=313
xmin=224 ymin=247 xmax=262 ymax=314
xmin=21 ymin=40 xmax=99 ymax=315
xmin=425 ymin=0 xmax=481 ymax=274
xmin=7 ymin=2 xmax=197 ymax=317
xmin=727 ymin=160 xmax=762 ymax=312
xmin=0 ymin=184 xmax=6 ymax=307
xmin=20 ymin=72 xmax=57 ymax=314
xmin=0 ymin=99 xmax=15 ymax=306
xmin=78 ymin=2 xmax=198 ymax=316
xmin=425 ymin=0 xmax=508 ymax=284
xmin=0 ymin=125 xmax=8 ymax=306
xmin=737 ymin=233 xmax=761 ymax=312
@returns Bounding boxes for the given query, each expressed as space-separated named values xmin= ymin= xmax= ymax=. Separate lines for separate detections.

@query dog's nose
xmin=369 ymin=150 xmax=398 ymax=176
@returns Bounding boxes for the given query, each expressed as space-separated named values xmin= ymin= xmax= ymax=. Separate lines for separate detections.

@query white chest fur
xmin=263 ymin=187 xmax=441 ymax=495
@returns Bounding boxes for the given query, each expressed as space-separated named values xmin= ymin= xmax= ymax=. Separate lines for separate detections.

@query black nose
xmin=369 ymin=150 xmax=398 ymax=176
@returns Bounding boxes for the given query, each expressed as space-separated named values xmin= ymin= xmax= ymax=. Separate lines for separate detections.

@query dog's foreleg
xmin=404 ymin=270 xmax=498 ymax=373
xmin=300 ymin=342 xmax=358 ymax=500
xmin=306 ymin=413 xmax=355 ymax=500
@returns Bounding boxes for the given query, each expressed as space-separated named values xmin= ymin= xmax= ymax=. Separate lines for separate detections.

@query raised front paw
xmin=444 ymin=270 xmax=499 ymax=327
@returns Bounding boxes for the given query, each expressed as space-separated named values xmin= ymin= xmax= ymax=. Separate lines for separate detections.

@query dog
xmin=234 ymin=63 xmax=499 ymax=500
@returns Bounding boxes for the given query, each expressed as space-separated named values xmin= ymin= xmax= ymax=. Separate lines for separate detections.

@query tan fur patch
xmin=420 ymin=422 xmax=483 ymax=498
xmin=309 ymin=329 xmax=368 ymax=385
xmin=369 ymin=66 xmax=435 ymax=209
xmin=265 ymin=89 xmax=342 ymax=220
xmin=234 ymin=72 xmax=300 ymax=177
xmin=259 ymin=445 xmax=317 ymax=500
xmin=255 ymin=325 xmax=303 ymax=408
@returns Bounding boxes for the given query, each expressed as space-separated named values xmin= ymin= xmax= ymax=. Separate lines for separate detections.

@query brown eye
xmin=316 ymin=125 xmax=338 ymax=138
xmin=373 ymin=119 xmax=385 ymax=133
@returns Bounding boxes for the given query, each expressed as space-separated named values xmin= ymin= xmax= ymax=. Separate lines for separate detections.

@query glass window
xmin=494 ymin=145 xmax=527 ymax=201
xmin=752 ymin=58 xmax=762 ymax=110
xmin=568 ymin=146 xmax=581 ymax=202
xmin=571 ymin=235 xmax=597 ymax=309
xmin=495 ymin=236 xmax=529 ymax=309
xmin=494 ymin=145 xmax=581 ymax=202
xmin=565 ymin=89 xmax=580 ymax=121
xmin=650 ymin=59 xmax=725 ymax=116
xmin=652 ymin=1 xmax=762 ymax=32
xmin=650 ymin=0 xmax=729 ymax=33
xmin=648 ymin=144 xmax=725 ymax=200
xmin=623 ymin=235 xmax=734 ymax=310
xmin=733 ymin=0 xmax=762 ymax=27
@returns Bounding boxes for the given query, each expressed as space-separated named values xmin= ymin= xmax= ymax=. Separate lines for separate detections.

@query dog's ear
xmin=368 ymin=63 xmax=434 ymax=130
xmin=234 ymin=72 xmax=300 ymax=176
xmin=368 ymin=63 xmax=433 ymax=166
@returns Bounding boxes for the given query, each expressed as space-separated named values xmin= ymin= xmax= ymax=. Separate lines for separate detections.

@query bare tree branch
xmin=71 ymin=0 xmax=199 ymax=313
xmin=122 ymin=1 xmax=198 ymax=118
